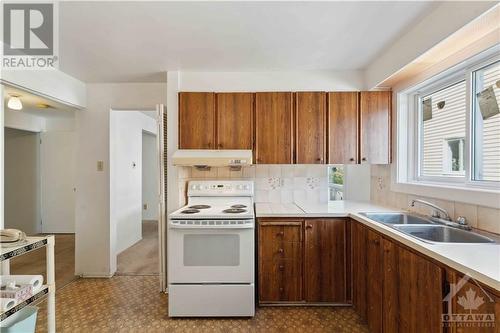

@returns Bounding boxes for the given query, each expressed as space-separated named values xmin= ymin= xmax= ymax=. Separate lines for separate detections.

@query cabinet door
xmin=255 ymin=92 xmax=293 ymax=164
xmin=328 ymin=92 xmax=359 ymax=164
xmin=295 ymin=92 xmax=326 ymax=164
xmin=352 ymin=221 xmax=367 ymax=320
xmin=450 ymin=270 xmax=499 ymax=333
xmin=398 ymin=246 xmax=444 ymax=333
xmin=360 ymin=91 xmax=391 ymax=164
xmin=382 ymin=238 xmax=400 ymax=333
xmin=304 ymin=218 xmax=347 ymax=303
xmin=366 ymin=229 xmax=383 ymax=333
xmin=258 ymin=220 xmax=302 ymax=302
xmin=179 ymin=92 xmax=215 ymax=149
xmin=216 ymin=93 xmax=254 ymax=149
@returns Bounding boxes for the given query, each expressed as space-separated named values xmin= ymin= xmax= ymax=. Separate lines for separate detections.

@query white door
xmin=40 ymin=131 xmax=76 ymax=233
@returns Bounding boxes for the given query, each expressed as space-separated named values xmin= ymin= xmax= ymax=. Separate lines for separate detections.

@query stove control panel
xmin=187 ymin=180 xmax=254 ymax=197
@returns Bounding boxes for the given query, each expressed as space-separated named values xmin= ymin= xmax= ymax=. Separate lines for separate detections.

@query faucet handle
xmin=456 ymin=216 xmax=467 ymax=225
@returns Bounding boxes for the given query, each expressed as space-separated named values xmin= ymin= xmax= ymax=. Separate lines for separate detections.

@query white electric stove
xmin=168 ymin=180 xmax=255 ymax=317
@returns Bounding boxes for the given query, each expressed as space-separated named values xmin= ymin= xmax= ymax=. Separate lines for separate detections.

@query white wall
xmin=142 ymin=131 xmax=158 ymax=220
xmin=4 ymin=128 xmax=41 ymax=235
xmin=166 ymin=70 xmax=365 ymax=214
xmin=110 ymin=111 xmax=157 ymax=255
xmin=75 ymin=82 xmax=166 ymax=277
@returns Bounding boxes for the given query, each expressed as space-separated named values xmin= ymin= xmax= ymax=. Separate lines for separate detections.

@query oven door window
xmin=183 ymin=234 xmax=240 ymax=266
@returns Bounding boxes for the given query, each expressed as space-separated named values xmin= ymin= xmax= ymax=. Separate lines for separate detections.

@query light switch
xmin=143 ymin=204 xmax=148 ymax=210
xmin=97 ymin=161 xmax=104 ymax=171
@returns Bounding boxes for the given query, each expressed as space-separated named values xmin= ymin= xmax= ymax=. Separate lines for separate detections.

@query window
xmin=398 ymin=48 xmax=500 ymax=193
xmin=472 ymin=61 xmax=500 ymax=182
xmin=419 ymin=80 xmax=466 ymax=178
xmin=328 ymin=165 xmax=344 ymax=201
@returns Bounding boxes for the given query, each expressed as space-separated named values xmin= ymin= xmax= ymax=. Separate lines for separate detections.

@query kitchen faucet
xmin=410 ymin=199 xmax=471 ymax=230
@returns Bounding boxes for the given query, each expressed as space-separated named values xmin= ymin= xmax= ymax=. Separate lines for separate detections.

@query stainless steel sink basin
xmin=359 ymin=212 xmax=496 ymax=244
xmin=393 ymin=225 xmax=495 ymax=244
xmin=359 ymin=212 xmax=433 ymax=225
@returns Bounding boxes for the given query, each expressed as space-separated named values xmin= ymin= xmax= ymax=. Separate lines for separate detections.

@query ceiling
xmin=4 ymin=86 xmax=76 ymax=119
xmin=59 ymin=1 xmax=436 ymax=83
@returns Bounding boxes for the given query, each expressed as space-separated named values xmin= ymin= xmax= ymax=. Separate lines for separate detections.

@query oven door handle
xmin=169 ymin=223 xmax=254 ymax=230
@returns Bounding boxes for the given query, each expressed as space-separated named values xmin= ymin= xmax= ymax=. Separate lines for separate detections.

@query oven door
xmin=168 ymin=221 xmax=254 ymax=283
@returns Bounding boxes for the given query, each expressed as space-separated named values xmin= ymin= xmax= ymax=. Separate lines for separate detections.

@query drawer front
xmin=259 ymin=259 xmax=302 ymax=302
xmin=260 ymin=239 xmax=301 ymax=260
xmin=259 ymin=224 xmax=301 ymax=243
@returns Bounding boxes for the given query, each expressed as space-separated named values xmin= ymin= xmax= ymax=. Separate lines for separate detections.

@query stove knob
xmin=236 ymin=185 xmax=243 ymax=190
xmin=191 ymin=185 xmax=197 ymax=190
xmin=243 ymin=185 xmax=250 ymax=190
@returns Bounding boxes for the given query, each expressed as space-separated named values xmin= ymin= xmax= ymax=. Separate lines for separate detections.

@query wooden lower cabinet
xmin=258 ymin=220 xmax=303 ymax=302
xmin=258 ymin=218 xmax=348 ymax=304
xmin=352 ymin=220 xmax=445 ymax=333
xmin=304 ymin=218 xmax=348 ymax=303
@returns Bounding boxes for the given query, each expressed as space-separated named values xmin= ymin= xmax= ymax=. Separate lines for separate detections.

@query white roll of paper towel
xmin=0 ymin=298 xmax=16 ymax=311
xmin=0 ymin=275 xmax=44 ymax=293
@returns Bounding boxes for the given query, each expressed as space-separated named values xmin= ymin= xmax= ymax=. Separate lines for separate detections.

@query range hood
xmin=172 ymin=149 xmax=253 ymax=168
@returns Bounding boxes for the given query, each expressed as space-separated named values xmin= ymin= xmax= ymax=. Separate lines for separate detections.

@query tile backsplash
xmin=177 ymin=165 xmax=328 ymax=206
xmin=370 ymin=165 xmax=500 ymax=234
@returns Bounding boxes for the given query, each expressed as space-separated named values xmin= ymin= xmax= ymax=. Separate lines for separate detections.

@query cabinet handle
xmin=362 ymin=157 xmax=367 ymax=162
xmin=278 ymin=248 xmax=284 ymax=253
xmin=350 ymin=158 xmax=355 ymax=162
xmin=373 ymin=238 xmax=380 ymax=245
xmin=277 ymin=231 xmax=284 ymax=237
xmin=279 ymin=265 xmax=284 ymax=270
xmin=279 ymin=287 xmax=284 ymax=292
xmin=305 ymin=224 xmax=313 ymax=229
xmin=316 ymin=158 xmax=323 ymax=163
xmin=218 ymin=143 xmax=223 ymax=148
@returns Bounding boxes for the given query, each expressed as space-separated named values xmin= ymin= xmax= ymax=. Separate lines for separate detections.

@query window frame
xmin=397 ymin=47 xmax=500 ymax=195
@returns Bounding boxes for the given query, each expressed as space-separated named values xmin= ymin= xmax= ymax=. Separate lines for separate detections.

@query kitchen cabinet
xmin=352 ymin=220 xmax=445 ymax=333
xmin=216 ymin=93 xmax=254 ymax=149
xmin=295 ymin=92 xmax=326 ymax=164
xmin=179 ymin=92 xmax=216 ymax=149
xmin=366 ymin=229 xmax=383 ymax=333
xmin=328 ymin=92 xmax=359 ymax=164
xmin=258 ymin=220 xmax=302 ymax=302
xmin=255 ymin=92 xmax=293 ymax=164
xmin=304 ymin=218 xmax=348 ymax=303
xmin=360 ymin=91 xmax=391 ymax=164
xmin=258 ymin=218 xmax=348 ymax=304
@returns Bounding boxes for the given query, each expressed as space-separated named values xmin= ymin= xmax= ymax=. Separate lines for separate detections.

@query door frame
xmin=157 ymin=104 xmax=167 ymax=291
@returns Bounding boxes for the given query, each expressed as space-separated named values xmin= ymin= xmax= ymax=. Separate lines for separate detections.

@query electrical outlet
xmin=97 ymin=161 xmax=104 ymax=171
xmin=143 ymin=204 xmax=148 ymax=210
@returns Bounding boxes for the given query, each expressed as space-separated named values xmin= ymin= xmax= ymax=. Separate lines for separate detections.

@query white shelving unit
xmin=1 ymin=236 xmax=55 ymax=333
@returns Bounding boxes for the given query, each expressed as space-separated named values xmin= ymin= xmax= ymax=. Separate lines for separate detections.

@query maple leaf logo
xmin=457 ymin=288 xmax=485 ymax=312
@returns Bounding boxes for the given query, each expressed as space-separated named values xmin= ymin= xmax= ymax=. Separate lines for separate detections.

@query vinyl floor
xmin=35 ymin=276 xmax=369 ymax=333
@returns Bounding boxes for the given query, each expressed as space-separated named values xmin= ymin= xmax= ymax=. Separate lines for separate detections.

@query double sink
xmin=359 ymin=212 xmax=496 ymax=244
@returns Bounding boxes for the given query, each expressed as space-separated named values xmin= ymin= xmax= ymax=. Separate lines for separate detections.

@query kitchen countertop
xmin=255 ymin=201 xmax=500 ymax=291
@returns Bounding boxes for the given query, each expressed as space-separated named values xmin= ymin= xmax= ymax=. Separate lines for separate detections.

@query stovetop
xmin=169 ymin=203 xmax=255 ymax=220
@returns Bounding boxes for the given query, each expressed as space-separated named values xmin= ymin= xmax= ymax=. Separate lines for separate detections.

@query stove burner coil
xmin=223 ymin=208 xmax=247 ymax=214
xmin=230 ymin=204 xmax=247 ymax=209
xmin=188 ymin=205 xmax=211 ymax=209
xmin=180 ymin=209 xmax=200 ymax=214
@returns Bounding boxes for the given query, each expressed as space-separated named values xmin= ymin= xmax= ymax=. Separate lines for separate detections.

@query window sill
xmin=391 ymin=180 xmax=500 ymax=209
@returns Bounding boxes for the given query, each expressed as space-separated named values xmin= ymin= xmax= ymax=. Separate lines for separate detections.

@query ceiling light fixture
xmin=7 ymin=95 xmax=23 ymax=110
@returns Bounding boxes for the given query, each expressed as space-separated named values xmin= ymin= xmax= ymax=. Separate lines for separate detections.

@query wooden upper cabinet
xmin=304 ymin=218 xmax=347 ymax=303
xmin=179 ymin=92 xmax=215 ymax=149
xmin=328 ymin=92 xmax=359 ymax=164
xmin=295 ymin=92 xmax=326 ymax=164
xmin=216 ymin=93 xmax=254 ymax=149
xmin=360 ymin=91 xmax=391 ymax=164
xmin=255 ymin=92 xmax=293 ymax=164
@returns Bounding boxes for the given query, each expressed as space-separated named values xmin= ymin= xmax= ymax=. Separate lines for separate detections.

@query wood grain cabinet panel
xmin=255 ymin=92 xmax=293 ymax=164
xmin=328 ymin=92 xmax=359 ymax=164
xmin=351 ymin=221 xmax=367 ymax=320
xmin=304 ymin=218 xmax=347 ymax=303
xmin=295 ymin=92 xmax=326 ymax=164
xmin=360 ymin=91 xmax=391 ymax=164
xmin=179 ymin=92 xmax=215 ymax=149
xmin=366 ymin=229 xmax=383 ymax=333
xmin=258 ymin=220 xmax=303 ymax=303
xmin=216 ymin=93 xmax=254 ymax=149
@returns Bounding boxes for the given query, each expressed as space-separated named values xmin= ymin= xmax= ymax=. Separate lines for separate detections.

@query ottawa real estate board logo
xmin=2 ymin=2 xmax=58 ymax=69
xmin=442 ymin=274 xmax=496 ymax=329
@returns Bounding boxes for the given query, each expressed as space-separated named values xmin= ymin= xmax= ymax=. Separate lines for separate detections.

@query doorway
xmin=3 ymin=84 xmax=78 ymax=289
xmin=110 ymin=110 xmax=162 ymax=278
